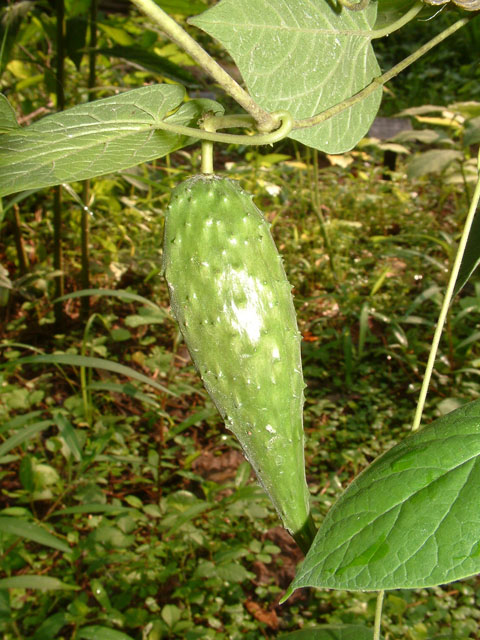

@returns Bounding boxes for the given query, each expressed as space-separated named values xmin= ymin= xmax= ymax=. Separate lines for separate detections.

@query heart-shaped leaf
xmin=189 ymin=0 xmax=381 ymax=153
xmin=285 ymin=398 xmax=480 ymax=594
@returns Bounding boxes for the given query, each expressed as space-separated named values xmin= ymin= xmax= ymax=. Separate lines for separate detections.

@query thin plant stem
xmin=371 ymin=1 xmax=424 ymax=39
xmin=11 ymin=204 xmax=28 ymax=275
xmin=130 ymin=0 xmax=277 ymax=131
xmin=80 ymin=0 xmax=97 ymax=321
xmin=295 ymin=14 xmax=475 ymax=130
xmin=412 ymin=150 xmax=480 ymax=431
xmin=312 ymin=149 xmax=337 ymax=281
xmin=374 ymin=590 xmax=385 ymax=640
xmin=154 ymin=110 xmax=293 ymax=145
xmin=53 ymin=0 xmax=65 ymax=328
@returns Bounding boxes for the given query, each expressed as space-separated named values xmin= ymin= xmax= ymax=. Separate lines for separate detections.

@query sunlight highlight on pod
xmin=217 ymin=268 xmax=274 ymax=345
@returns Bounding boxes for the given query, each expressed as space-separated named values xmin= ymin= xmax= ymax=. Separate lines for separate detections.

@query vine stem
xmin=371 ymin=1 xmax=424 ymax=39
xmin=130 ymin=0 xmax=277 ymax=132
xmin=294 ymin=13 xmax=476 ymax=130
xmin=156 ymin=110 xmax=293 ymax=145
xmin=412 ymin=150 xmax=480 ymax=432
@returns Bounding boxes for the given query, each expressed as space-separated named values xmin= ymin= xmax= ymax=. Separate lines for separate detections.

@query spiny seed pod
xmin=163 ymin=175 xmax=314 ymax=551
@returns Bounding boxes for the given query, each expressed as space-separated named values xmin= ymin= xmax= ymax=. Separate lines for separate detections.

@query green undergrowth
xmin=1 ymin=147 xmax=480 ymax=638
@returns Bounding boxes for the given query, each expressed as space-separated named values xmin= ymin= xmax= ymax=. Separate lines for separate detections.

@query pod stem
xmin=292 ymin=512 xmax=317 ymax=555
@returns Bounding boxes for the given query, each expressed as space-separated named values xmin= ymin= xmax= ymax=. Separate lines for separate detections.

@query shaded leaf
xmin=374 ymin=0 xmax=419 ymax=30
xmin=406 ymin=149 xmax=463 ymax=179
xmin=464 ymin=116 xmax=480 ymax=147
xmin=0 ymin=517 xmax=69 ymax=552
xmin=66 ymin=16 xmax=88 ymax=70
xmin=285 ymin=398 xmax=480 ymax=593
xmin=32 ymin=611 xmax=68 ymax=640
xmin=97 ymin=46 xmax=195 ymax=83
xmin=453 ymin=207 xmax=480 ymax=297
xmin=189 ymin=0 xmax=381 ymax=153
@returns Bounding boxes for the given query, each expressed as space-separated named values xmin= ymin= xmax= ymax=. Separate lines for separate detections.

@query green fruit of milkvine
xmin=163 ymin=175 xmax=315 ymax=552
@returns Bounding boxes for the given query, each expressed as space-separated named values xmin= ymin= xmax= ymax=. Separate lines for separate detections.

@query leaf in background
xmin=0 ymin=517 xmax=69 ymax=552
xmin=53 ymin=413 xmax=83 ymax=461
xmin=0 ymin=421 xmax=53 ymax=458
xmin=0 ymin=86 xmax=222 ymax=197
xmin=278 ymin=625 xmax=373 ymax=640
xmin=406 ymin=149 xmax=463 ymax=179
xmin=52 ymin=503 xmax=134 ymax=516
xmin=453 ymin=206 xmax=480 ymax=297
xmin=284 ymin=398 xmax=480 ymax=594
xmin=1 ymin=354 xmax=177 ymax=396
xmin=0 ymin=410 xmax=43 ymax=435
xmin=0 ymin=94 xmax=20 ymax=133
xmin=0 ymin=576 xmax=77 ymax=590
xmin=32 ymin=612 xmax=68 ymax=640
xmin=464 ymin=116 xmax=480 ymax=147
xmin=156 ymin=0 xmax=208 ymax=15
xmin=56 ymin=288 xmax=165 ymax=311
xmin=97 ymin=46 xmax=196 ymax=84
xmin=189 ymin=0 xmax=381 ymax=153
xmin=374 ymin=0 xmax=420 ymax=30
xmin=77 ymin=626 xmax=135 ymax=640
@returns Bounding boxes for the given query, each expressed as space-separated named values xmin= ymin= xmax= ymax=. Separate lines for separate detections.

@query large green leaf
xmin=0 ymin=86 xmax=222 ymax=197
xmin=279 ymin=625 xmax=373 ymax=640
xmin=0 ymin=517 xmax=69 ymax=552
xmin=285 ymin=398 xmax=480 ymax=594
xmin=189 ymin=0 xmax=381 ymax=153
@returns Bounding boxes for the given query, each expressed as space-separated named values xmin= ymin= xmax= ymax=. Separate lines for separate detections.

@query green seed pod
xmin=163 ymin=175 xmax=314 ymax=551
